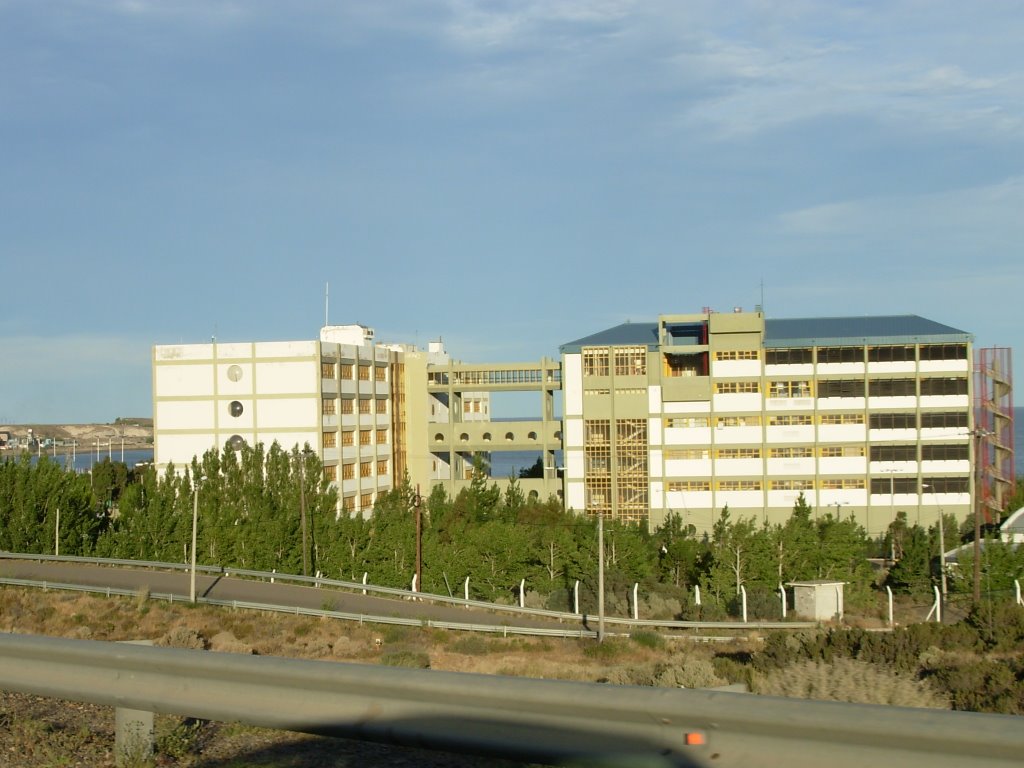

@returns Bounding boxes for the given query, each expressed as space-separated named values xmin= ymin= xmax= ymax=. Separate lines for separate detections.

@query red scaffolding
xmin=974 ymin=347 xmax=1015 ymax=519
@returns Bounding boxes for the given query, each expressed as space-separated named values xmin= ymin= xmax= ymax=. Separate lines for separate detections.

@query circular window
xmin=228 ymin=434 xmax=246 ymax=451
xmin=228 ymin=401 xmax=244 ymax=417
xmin=528 ymin=431 xmax=537 ymax=441
xmin=227 ymin=365 xmax=243 ymax=382
xmin=460 ymin=433 xmax=469 ymax=442
xmin=434 ymin=433 xmax=444 ymax=443
xmin=483 ymin=432 xmax=492 ymax=442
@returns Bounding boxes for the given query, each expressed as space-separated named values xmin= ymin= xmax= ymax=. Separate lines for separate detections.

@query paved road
xmin=0 ymin=557 xmax=594 ymax=634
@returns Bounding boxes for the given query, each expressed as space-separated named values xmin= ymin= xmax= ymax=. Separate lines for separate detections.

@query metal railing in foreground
xmin=1 ymin=633 xmax=1022 ymax=768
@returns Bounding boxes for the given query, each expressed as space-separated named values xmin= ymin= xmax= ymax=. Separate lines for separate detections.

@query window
xmin=769 ymin=447 xmax=812 ymax=458
xmin=664 ymin=352 xmax=706 ymax=377
xmin=360 ymin=493 xmax=373 ymax=508
xmin=376 ymin=429 xmax=388 ymax=444
xmin=819 ymin=445 xmax=864 ymax=458
xmin=716 ymin=415 xmax=761 ymax=427
xmin=923 ymin=477 xmax=969 ymax=493
xmin=343 ymin=496 xmax=355 ymax=511
xmin=869 ymin=378 xmax=916 ymax=396
xmin=341 ymin=431 xmax=354 ymax=447
xmin=922 ymin=444 xmax=969 ymax=461
xmin=921 ymin=377 xmax=968 ymax=396
xmin=377 ymin=460 xmax=388 ymax=475
xmin=340 ymin=364 xmax=354 ymax=380
xmin=716 ymin=381 xmax=759 ymax=394
xmin=869 ymin=413 xmax=917 ymax=429
xmin=668 ymin=480 xmax=711 ymax=491
xmin=817 ymin=380 xmax=865 ymax=398
xmin=321 ymin=399 xmax=336 ymax=416
xmin=820 ymin=413 xmax=864 ymax=425
xmin=715 ymin=350 xmax=758 ymax=360
xmin=359 ymin=430 xmax=372 ymax=446
xmin=614 ymin=347 xmax=647 ymax=377
xmin=665 ymin=416 xmax=710 ymax=428
xmin=340 ymin=399 xmax=354 ymax=415
xmin=358 ymin=365 xmax=371 ymax=381
xmin=585 ymin=420 xmax=611 ymax=444
xmin=766 ymin=348 xmax=812 ymax=365
xmin=321 ymin=362 xmax=335 ymax=378
xmin=342 ymin=463 xmax=355 ymax=480
xmin=717 ymin=448 xmax=761 ymax=459
xmin=769 ymin=414 xmax=813 ymax=426
xmin=870 ymin=445 xmax=916 ymax=462
xmin=359 ymin=399 xmax=371 ymax=414
xmin=770 ymin=479 xmax=814 ymax=490
xmin=870 ymin=477 xmax=917 ymax=494
xmin=582 ymin=348 xmax=610 ymax=377
xmin=360 ymin=461 xmax=372 ymax=478
xmin=821 ymin=478 xmax=865 ymax=490
xmin=322 ymin=432 xmax=337 ymax=448
xmin=323 ymin=465 xmax=337 ymax=482
xmin=463 ymin=401 xmax=471 ymax=413
xmin=375 ymin=365 xmax=387 ymax=381
xmin=921 ymin=411 xmax=968 ymax=429
xmin=869 ymin=345 xmax=915 ymax=362
xmin=769 ymin=380 xmax=811 ymax=398
xmin=919 ymin=344 xmax=968 ymax=361
xmin=665 ymin=448 xmax=710 ymax=460
xmin=818 ymin=346 xmax=864 ymax=364
xmin=719 ymin=480 xmax=761 ymax=491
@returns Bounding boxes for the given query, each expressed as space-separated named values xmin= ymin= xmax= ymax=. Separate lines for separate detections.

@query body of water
xmin=24 ymin=448 xmax=154 ymax=473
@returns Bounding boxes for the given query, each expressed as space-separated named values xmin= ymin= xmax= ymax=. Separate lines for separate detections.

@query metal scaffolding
xmin=974 ymin=347 xmax=1015 ymax=519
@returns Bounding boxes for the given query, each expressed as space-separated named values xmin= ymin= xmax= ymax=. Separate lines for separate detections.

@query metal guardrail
xmin=2 ymin=632 xmax=1022 ymax=768
xmin=0 ymin=552 xmax=815 ymax=631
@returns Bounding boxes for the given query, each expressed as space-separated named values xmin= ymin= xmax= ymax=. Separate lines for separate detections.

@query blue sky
xmin=1 ymin=1 xmax=1022 ymax=423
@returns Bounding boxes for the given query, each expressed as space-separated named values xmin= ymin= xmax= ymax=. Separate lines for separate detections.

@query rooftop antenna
xmin=325 ymin=282 xmax=329 ymax=327
xmin=759 ymin=278 xmax=765 ymax=315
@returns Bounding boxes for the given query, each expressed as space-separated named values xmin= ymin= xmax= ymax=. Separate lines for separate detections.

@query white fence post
xmin=1016 ymin=579 xmax=1022 ymax=607
xmin=362 ymin=572 xmax=368 ymax=595
xmin=886 ymin=585 xmax=894 ymax=627
xmin=411 ymin=573 xmax=418 ymax=595
xmin=573 ymin=580 xmax=580 ymax=615
xmin=694 ymin=584 xmax=701 ymax=606
xmin=519 ymin=578 xmax=526 ymax=609
xmin=632 ymin=583 xmax=639 ymax=621
xmin=740 ymin=585 xmax=748 ymax=623
xmin=779 ymin=583 xmax=787 ymax=619
xmin=464 ymin=576 xmax=470 ymax=603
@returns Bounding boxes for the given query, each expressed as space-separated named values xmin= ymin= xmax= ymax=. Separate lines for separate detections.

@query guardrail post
xmin=411 ymin=573 xmax=418 ymax=597
xmin=740 ymin=586 xmax=748 ymax=623
xmin=519 ymin=579 xmax=525 ymax=609
xmin=271 ymin=569 xmax=275 ymax=584
xmin=631 ymin=583 xmax=639 ymax=621
xmin=362 ymin=572 xmax=368 ymax=595
xmin=573 ymin=580 xmax=580 ymax=615
xmin=464 ymin=576 xmax=470 ymax=603
xmin=115 ymin=641 xmax=154 ymax=767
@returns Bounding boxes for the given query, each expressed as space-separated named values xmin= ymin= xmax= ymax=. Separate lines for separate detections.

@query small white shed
xmin=788 ymin=580 xmax=846 ymax=621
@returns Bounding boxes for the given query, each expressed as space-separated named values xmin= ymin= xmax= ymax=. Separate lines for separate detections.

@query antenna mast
xmin=325 ymin=282 xmax=329 ymax=327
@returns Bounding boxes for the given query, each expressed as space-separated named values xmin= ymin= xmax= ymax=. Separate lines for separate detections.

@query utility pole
xmin=597 ymin=513 xmax=605 ymax=643
xmin=300 ymin=459 xmax=309 ymax=578
xmin=189 ymin=482 xmax=199 ymax=603
xmin=414 ymin=485 xmax=422 ymax=593
xmin=972 ymin=428 xmax=992 ymax=605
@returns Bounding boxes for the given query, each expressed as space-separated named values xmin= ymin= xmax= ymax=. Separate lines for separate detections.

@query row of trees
xmin=2 ymin=444 xmax=1022 ymax=617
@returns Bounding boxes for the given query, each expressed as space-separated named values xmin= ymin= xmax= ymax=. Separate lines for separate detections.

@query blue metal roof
xmin=765 ymin=315 xmax=972 ymax=348
xmin=560 ymin=322 xmax=658 ymax=353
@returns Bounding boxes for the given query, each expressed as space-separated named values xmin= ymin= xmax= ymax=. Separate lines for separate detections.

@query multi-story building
xmin=560 ymin=311 xmax=977 ymax=535
xmin=153 ymin=310 xmax=1008 ymax=533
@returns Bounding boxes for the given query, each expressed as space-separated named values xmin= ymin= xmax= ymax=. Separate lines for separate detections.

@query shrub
xmin=629 ymin=631 xmax=665 ymax=650
xmin=380 ymin=650 xmax=430 ymax=669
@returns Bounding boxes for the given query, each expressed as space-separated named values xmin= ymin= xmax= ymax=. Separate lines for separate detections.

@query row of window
xmin=323 ymin=460 xmax=390 ymax=482
xmin=664 ymin=411 xmax=967 ymax=429
xmin=661 ymin=444 xmax=966 ymax=461
xmin=763 ymin=344 xmax=967 ymax=365
xmin=667 ymin=477 xmax=968 ymax=493
xmin=321 ymin=362 xmax=387 ymax=381
xmin=711 ymin=378 xmax=969 ymax=397
xmin=322 ymin=397 xmax=389 ymax=416
xmin=323 ymin=429 xmax=389 ymax=448
xmin=340 ymin=493 xmax=376 ymax=511
xmin=582 ymin=347 xmax=648 ymax=377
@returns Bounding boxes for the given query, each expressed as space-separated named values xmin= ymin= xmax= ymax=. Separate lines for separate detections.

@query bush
xmin=629 ymin=631 xmax=665 ymax=650
xmin=380 ymin=649 xmax=431 ymax=669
